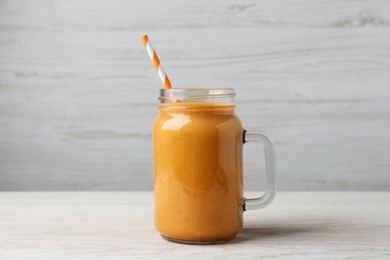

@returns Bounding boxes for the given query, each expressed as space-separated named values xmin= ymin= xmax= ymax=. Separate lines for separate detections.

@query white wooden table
xmin=0 ymin=192 xmax=389 ymax=259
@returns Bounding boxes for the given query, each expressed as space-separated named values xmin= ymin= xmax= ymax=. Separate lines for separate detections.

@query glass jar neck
xmin=159 ymin=88 xmax=235 ymax=104
xmin=159 ymin=102 xmax=235 ymax=113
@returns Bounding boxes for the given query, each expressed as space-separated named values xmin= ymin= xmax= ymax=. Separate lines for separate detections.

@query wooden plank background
xmin=0 ymin=0 xmax=389 ymax=191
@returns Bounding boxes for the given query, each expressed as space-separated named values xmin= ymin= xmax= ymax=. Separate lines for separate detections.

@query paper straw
xmin=141 ymin=35 xmax=172 ymax=89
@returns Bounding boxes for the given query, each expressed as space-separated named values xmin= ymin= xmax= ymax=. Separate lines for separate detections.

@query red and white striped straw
xmin=141 ymin=35 xmax=172 ymax=89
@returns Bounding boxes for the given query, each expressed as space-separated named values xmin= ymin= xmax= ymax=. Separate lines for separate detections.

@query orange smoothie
xmin=153 ymin=102 xmax=244 ymax=243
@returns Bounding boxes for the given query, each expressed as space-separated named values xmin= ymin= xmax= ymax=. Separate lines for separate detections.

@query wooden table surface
xmin=0 ymin=192 xmax=389 ymax=259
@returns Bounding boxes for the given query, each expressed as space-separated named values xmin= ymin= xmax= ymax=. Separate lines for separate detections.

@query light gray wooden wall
xmin=0 ymin=0 xmax=389 ymax=191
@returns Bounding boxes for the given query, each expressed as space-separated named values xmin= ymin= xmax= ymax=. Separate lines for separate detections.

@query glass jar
xmin=153 ymin=88 xmax=276 ymax=244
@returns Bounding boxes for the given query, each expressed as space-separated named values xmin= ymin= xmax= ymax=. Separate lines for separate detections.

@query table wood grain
xmin=0 ymin=192 xmax=389 ymax=259
xmin=1 ymin=0 xmax=390 ymax=191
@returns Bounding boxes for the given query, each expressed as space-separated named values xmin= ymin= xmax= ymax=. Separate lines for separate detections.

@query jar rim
xmin=159 ymin=88 xmax=235 ymax=102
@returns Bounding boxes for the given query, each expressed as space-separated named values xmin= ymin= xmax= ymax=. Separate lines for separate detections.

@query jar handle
xmin=243 ymin=130 xmax=277 ymax=211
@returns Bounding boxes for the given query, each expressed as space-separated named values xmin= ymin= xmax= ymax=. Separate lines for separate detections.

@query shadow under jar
xmin=153 ymin=88 xmax=277 ymax=244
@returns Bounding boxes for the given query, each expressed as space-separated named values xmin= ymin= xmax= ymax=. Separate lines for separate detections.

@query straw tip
xmin=141 ymin=34 xmax=148 ymax=47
